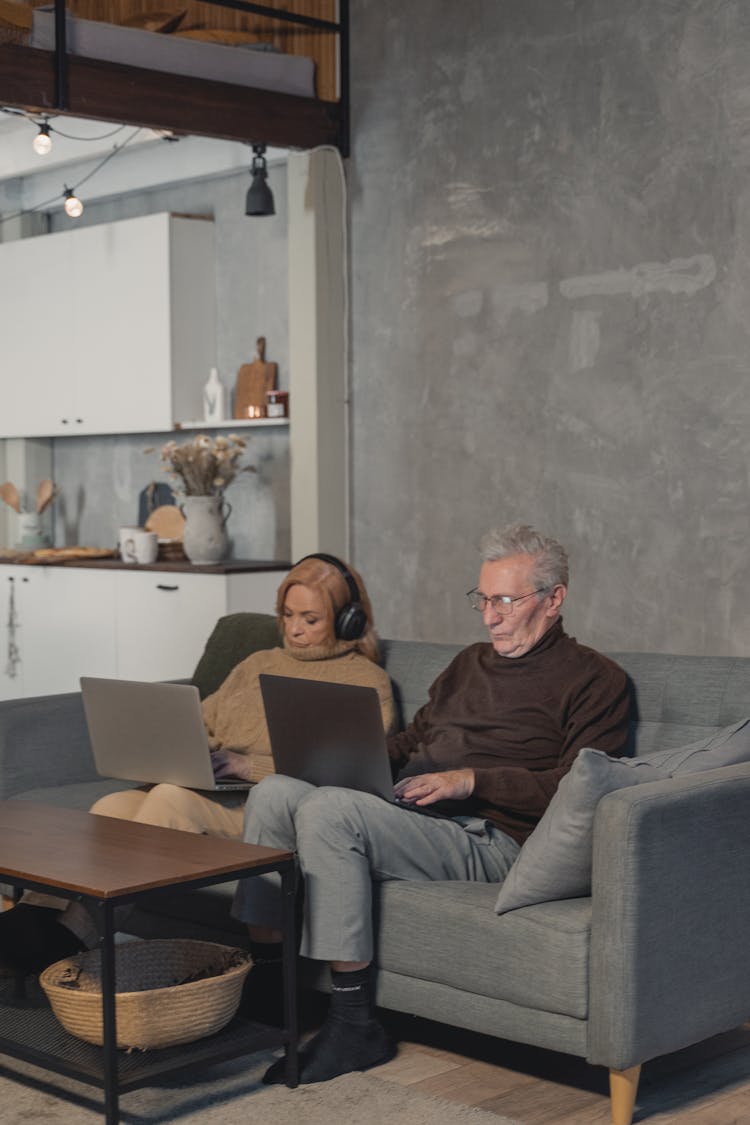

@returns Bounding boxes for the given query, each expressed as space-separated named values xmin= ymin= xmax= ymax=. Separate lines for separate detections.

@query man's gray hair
xmin=480 ymin=524 xmax=569 ymax=590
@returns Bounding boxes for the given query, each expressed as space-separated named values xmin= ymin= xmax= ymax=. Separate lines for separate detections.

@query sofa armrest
xmin=0 ymin=692 xmax=96 ymax=799
xmin=587 ymin=761 xmax=750 ymax=1071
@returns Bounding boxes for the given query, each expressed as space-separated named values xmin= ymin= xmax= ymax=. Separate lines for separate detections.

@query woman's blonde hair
xmin=275 ymin=555 xmax=381 ymax=664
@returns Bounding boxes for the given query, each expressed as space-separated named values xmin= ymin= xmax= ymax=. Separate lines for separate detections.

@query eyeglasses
xmin=466 ymin=587 xmax=549 ymax=614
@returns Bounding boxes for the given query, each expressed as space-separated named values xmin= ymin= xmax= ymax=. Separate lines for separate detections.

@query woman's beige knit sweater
xmin=201 ymin=645 xmax=396 ymax=783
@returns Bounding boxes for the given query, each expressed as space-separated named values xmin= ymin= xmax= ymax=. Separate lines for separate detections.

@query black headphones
xmin=296 ymin=553 xmax=369 ymax=641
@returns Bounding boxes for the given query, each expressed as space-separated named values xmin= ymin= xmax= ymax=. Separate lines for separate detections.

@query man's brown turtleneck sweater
xmin=387 ymin=619 xmax=631 ymax=844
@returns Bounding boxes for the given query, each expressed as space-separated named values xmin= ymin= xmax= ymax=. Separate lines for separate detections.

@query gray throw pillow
xmin=494 ymin=717 xmax=750 ymax=915
xmin=494 ymin=749 xmax=663 ymax=915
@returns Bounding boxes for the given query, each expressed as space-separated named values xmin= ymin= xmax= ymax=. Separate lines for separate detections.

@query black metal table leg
xmin=0 ymin=825 xmax=296 ymax=1117
xmin=97 ymin=900 xmax=120 ymax=1125
xmin=281 ymin=864 xmax=298 ymax=1088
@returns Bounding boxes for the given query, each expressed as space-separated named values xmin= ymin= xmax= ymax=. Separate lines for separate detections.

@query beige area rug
xmin=0 ymin=1050 xmax=517 ymax=1125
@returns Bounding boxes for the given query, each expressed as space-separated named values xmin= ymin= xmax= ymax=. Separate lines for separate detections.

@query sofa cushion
xmin=494 ymin=749 xmax=663 ymax=915
xmin=638 ymin=717 xmax=750 ymax=773
xmin=376 ymin=879 xmax=593 ymax=1019
xmin=191 ymin=612 xmax=279 ymax=698
xmin=379 ymin=638 xmax=463 ymax=728
xmin=0 ymin=692 xmax=97 ymax=800
xmin=10 ymin=779 xmax=143 ymax=811
xmin=495 ymin=718 xmax=750 ymax=915
xmin=608 ymin=652 xmax=750 ymax=754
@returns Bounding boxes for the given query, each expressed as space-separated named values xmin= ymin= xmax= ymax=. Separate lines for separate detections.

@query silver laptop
xmin=80 ymin=677 xmax=252 ymax=792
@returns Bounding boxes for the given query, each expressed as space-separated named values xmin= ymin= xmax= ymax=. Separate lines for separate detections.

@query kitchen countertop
xmin=0 ymin=556 xmax=290 ymax=575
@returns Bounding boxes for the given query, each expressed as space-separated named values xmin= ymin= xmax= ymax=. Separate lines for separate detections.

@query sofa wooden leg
xmin=609 ymin=1065 xmax=641 ymax=1125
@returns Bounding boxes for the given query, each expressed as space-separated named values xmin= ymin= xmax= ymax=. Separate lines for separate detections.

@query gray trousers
xmin=232 ymin=775 xmax=521 ymax=963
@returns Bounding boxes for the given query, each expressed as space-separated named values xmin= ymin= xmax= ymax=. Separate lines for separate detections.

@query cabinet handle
xmin=61 ymin=418 xmax=69 ymax=424
xmin=75 ymin=418 xmax=83 ymax=424
xmin=156 ymin=584 xmax=179 ymax=591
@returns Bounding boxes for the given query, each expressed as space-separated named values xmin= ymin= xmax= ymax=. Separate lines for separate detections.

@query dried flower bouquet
xmin=151 ymin=434 xmax=256 ymax=497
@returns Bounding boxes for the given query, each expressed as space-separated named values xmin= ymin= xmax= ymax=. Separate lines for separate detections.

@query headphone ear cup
xmin=335 ymin=602 xmax=368 ymax=641
xmin=296 ymin=553 xmax=368 ymax=641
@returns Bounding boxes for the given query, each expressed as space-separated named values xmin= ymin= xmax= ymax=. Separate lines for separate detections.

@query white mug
xmin=119 ymin=527 xmax=158 ymax=565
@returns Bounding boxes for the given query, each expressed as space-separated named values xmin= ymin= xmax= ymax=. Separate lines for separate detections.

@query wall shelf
xmin=174 ymin=418 xmax=289 ymax=431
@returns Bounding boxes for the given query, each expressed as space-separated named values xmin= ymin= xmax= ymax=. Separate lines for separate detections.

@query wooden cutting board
xmin=145 ymin=505 xmax=186 ymax=541
xmin=234 ymin=336 xmax=278 ymax=418
xmin=29 ymin=547 xmax=117 ymax=563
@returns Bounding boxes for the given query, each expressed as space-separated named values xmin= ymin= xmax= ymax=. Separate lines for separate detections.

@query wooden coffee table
xmin=0 ymin=800 xmax=297 ymax=1124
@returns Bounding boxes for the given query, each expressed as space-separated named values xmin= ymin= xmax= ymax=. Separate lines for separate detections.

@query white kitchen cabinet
xmin=0 ymin=234 xmax=73 ymax=438
xmin=0 ymin=563 xmax=285 ymax=698
xmin=0 ymin=213 xmax=215 ymax=438
xmin=0 ymin=566 xmax=117 ymax=699
xmin=0 ymin=567 xmax=32 ymax=699
xmin=115 ymin=567 xmax=283 ymax=681
xmin=115 ymin=570 xmax=226 ymax=684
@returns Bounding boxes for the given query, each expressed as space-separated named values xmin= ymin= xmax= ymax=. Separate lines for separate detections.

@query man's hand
xmin=393 ymin=769 xmax=475 ymax=806
xmin=211 ymin=749 xmax=253 ymax=782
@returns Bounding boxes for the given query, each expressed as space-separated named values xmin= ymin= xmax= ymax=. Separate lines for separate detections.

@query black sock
xmin=263 ymin=1011 xmax=395 ymax=1085
xmin=263 ymin=966 xmax=396 ymax=1085
xmin=248 ymin=939 xmax=283 ymax=967
xmin=329 ymin=966 xmax=372 ymax=1025
xmin=242 ymin=941 xmax=285 ymax=1026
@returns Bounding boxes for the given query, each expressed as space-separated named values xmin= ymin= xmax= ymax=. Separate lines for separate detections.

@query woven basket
xmin=40 ymin=939 xmax=252 ymax=1051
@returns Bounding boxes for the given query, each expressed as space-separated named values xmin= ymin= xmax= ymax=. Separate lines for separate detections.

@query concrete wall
xmin=347 ymin=0 xmax=750 ymax=654
xmin=46 ymin=166 xmax=291 ymax=560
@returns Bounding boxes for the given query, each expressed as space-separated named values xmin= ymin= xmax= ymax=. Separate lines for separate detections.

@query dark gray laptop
xmin=259 ymin=674 xmax=396 ymax=800
xmin=80 ymin=677 xmax=251 ymax=792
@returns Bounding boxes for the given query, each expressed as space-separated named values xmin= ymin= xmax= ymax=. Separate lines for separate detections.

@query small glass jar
xmin=266 ymin=389 xmax=290 ymax=418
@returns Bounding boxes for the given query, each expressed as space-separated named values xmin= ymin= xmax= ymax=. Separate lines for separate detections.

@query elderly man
xmin=234 ymin=524 xmax=631 ymax=1084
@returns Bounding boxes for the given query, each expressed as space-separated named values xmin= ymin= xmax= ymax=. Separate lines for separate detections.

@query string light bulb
xmin=63 ymin=187 xmax=83 ymax=219
xmin=32 ymin=120 xmax=52 ymax=156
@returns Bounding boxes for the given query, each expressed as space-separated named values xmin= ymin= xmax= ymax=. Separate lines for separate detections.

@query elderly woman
xmin=0 ymin=554 xmax=395 ymax=975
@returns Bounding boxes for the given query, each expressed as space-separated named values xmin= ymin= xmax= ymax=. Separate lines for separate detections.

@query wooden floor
xmin=3 ymin=905 xmax=748 ymax=1122
xmin=368 ymin=1012 xmax=750 ymax=1124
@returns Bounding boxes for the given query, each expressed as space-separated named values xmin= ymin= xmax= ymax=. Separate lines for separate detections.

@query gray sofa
xmin=2 ymin=612 xmax=750 ymax=1125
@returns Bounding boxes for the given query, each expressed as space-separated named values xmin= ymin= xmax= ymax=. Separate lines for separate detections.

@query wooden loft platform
xmin=0 ymin=42 xmax=343 ymax=150
xmin=0 ymin=0 xmax=348 ymax=152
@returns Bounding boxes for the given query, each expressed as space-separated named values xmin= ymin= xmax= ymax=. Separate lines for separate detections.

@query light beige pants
xmin=24 ymin=785 xmax=247 ymax=947
xmin=90 ymin=784 xmax=247 ymax=838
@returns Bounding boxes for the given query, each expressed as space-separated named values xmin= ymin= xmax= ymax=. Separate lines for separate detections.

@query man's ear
xmin=546 ymin=584 xmax=567 ymax=615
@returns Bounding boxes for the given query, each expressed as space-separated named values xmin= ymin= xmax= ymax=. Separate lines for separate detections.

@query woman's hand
xmin=211 ymin=749 xmax=253 ymax=782
xmin=393 ymin=769 xmax=475 ymax=806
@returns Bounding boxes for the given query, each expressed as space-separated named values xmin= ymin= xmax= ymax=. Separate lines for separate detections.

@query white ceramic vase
xmin=180 ymin=495 xmax=231 ymax=565
xmin=16 ymin=512 xmax=49 ymax=551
